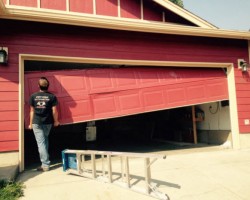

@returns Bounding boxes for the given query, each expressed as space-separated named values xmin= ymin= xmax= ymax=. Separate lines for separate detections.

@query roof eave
xmin=1 ymin=6 xmax=250 ymax=40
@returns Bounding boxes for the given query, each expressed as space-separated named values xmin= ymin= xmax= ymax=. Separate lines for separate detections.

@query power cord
xmin=209 ymin=102 xmax=219 ymax=114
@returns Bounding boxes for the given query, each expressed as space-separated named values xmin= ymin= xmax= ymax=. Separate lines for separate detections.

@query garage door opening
xmin=24 ymin=102 xmax=231 ymax=168
xmin=23 ymin=60 xmax=231 ymax=168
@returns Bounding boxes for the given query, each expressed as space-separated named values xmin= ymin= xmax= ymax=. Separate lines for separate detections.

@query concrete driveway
xmin=17 ymin=147 xmax=250 ymax=200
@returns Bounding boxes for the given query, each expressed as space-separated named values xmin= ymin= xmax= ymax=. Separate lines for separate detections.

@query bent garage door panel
xmin=24 ymin=67 xmax=228 ymax=127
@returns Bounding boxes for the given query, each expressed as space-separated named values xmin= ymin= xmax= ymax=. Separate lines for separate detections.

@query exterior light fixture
xmin=0 ymin=47 xmax=8 ymax=65
xmin=238 ymin=59 xmax=249 ymax=72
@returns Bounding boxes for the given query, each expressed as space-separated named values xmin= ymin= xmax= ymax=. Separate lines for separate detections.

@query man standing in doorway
xmin=29 ymin=77 xmax=60 ymax=172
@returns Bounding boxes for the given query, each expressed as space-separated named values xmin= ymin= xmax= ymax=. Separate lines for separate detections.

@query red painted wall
xmin=69 ymin=0 xmax=93 ymax=14
xmin=143 ymin=0 xmax=163 ymax=22
xmin=120 ymin=0 xmax=141 ymax=19
xmin=0 ymin=66 xmax=19 ymax=151
xmin=0 ymin=19 xmax=249 ymax=152
xmin=7 ymin=0 xmax=196 ymax=26
xmin=41 ymin=0 xmax=66 ymax=11
xmin=10 ymin=0 xmax=37 ymax=7
xmin=96 ymin=0 xmax=118 ymax=17
xmin=235 ymin=71 xmax=250 ymax=133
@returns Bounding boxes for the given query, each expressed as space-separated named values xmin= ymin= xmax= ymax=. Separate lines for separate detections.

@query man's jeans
xmin=32 ymin=124 xmax=52 ymax=168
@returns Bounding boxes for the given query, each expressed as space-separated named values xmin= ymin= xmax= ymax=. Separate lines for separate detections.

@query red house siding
xmin=0 ymin=69 xmax=19 ymax=151
xmin=69 ymin=0 xmax=93 ymax=14
xmin=143 ymin=0 xmax=163 ymax=22
xmin=235 ymin=70 xmax=250 ymax=133
xmin=96 ymin=0 xmax=118 ymax=17
xmin=120 ymin=0 xmax=141 ymax=19
xmin=0 ymin=19 xmax=249 ymax=152
xmin=0 ymin=141 xmax=19 ymax=152
xmin=6 ymin=0 xmax=196 ymax=26
xmin=10 ymin=0 xmax=37 ymax=7
xmin=41 ymin=0 xmax=67 ymax=11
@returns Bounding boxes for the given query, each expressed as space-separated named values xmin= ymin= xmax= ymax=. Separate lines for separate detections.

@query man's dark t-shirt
xmin=29 ymin=91 xmax=58 ymax=125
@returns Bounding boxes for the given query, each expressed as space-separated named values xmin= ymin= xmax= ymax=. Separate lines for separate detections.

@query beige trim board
xmin=18 ymin=54 xmax=240 ymax=171
xmin=227 ymin=65 xmax=240 ymax=149
xmin=0 ymin=0 xmax=6 ymax=13
xmin=37 ymin=0 xmax=40 ymax=9
xmin=19 ymin=55 xmax=25 ymax=172
xmin=20 ymin=54 xmax=234 ymax=67
xmin=153 ymin=0 xmax=217 ymax=29
xmin=1 ymin=5 xmax=250 ymax=40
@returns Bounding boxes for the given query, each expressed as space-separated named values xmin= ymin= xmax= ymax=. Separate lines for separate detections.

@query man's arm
xmin=29 ymin=106 xmax=34 ymax=129
xmin=52 ymin=106 xmax=60 ymax=127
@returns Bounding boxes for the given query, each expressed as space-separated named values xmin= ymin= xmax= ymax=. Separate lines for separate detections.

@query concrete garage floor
xmin=24 ymin=138 xmax=223 ymax=169
xmin=17 ymin=145 xmax=250 ymax=200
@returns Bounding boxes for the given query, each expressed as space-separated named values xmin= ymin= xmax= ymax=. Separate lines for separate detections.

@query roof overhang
xmin=153 ymin=0 xmax=217 ymax=29
xmin=1 ymin=4 xmax=250 ymax=40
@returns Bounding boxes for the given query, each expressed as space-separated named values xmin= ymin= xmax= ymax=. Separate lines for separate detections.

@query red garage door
xmin=24 ymin=67 xmax=228 ymax=128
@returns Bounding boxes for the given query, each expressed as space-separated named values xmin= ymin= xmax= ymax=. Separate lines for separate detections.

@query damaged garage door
xmin=24 ymin=67 xmax=228 ymax=128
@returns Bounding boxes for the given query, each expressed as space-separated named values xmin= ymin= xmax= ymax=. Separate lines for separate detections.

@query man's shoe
xmin=37 ymin=166 xmax=50 ymax=172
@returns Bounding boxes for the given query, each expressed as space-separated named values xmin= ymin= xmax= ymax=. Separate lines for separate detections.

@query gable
xmin=0 ymin=0 xmax=212 ymax=28
xmin=153 ymin=0 xmax=217 ymax=28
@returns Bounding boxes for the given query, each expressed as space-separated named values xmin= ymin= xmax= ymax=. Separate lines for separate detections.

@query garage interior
xmin=24 ymin=61 xmax=232 ymax=168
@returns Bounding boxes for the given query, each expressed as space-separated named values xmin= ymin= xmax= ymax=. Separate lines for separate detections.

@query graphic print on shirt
xmin=34 ymin=96 xmax=50 ymax=109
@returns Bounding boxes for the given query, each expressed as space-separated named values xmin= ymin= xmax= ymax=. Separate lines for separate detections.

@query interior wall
xmin=196 ymin=102 xmax=231 ymax=145
xmin=197 ymin=102 xmax=231 ymax=131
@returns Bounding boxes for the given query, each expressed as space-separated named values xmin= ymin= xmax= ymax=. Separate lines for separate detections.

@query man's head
xmin=39 ymin=77 xmax=50 ymax=91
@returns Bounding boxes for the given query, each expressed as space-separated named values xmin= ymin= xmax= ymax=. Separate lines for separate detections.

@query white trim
xmin=227 ymin=65 xmax=240 ymax=149
xmin=117 ymin=0 xmax=121 ymax=18
xmin=140 ymin=0 xmax=143 ymax=20
xmin=66 ymin=0 xmax=69 ymax=12
xmin=19 ymin=54 xmax=234 ymax=67
xmin=6 ymin=0 xmax=9 ymax=6
xmin=19 ymin=55 xmax=25 ymax=172
xmin=18 ymin=54 xmax=240 ymax=171
xmin=37 ymin=0 xmax=40 ymax=9
xmin=1 ymin=6 xmax=250 ymax=40
xmin=93 ymin=0 xmax=96 ymax=15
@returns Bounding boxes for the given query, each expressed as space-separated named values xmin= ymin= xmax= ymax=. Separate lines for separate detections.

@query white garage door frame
xmin=18 ymin=54 xmax=240 ymax=171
